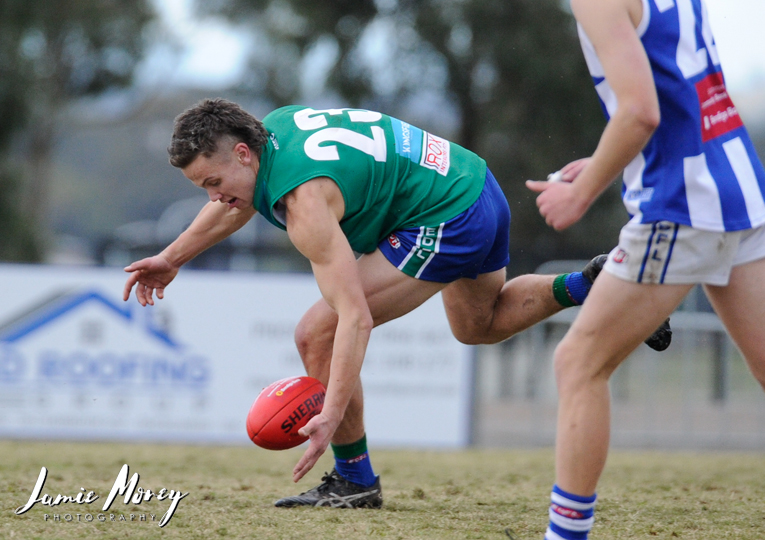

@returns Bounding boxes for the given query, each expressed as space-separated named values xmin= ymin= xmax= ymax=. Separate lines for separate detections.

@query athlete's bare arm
xmin=124 ymin=201 xmax=256 ymax=305
xmin=284 ymin=177 xmax=374 ymax=482
xmin=526 ymin=0 xmax=659 ymax=230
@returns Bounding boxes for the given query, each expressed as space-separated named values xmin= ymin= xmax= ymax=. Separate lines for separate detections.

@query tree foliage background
xmin=0 ymin=0 xmax=154 ymax=261
xmin=203 ymin=0 xmax=627 ymax=273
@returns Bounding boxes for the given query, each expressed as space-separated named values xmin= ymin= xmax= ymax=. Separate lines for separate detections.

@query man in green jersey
xmin=123 ymin=98 xmax=668 ymax=509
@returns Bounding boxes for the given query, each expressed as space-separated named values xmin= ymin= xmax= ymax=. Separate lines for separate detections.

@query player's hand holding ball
xmin=246 ymin=376 xmax=326 ymax=450
xmin=246 ymin=375 xmax=341 ymax=482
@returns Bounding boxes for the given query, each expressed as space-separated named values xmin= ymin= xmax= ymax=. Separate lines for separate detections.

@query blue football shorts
xmin=378 ymin=168 xmax=511 ymax=283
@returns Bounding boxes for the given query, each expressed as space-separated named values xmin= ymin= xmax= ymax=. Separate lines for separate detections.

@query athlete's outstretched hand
xmin=123 ymin=255 xmax=179 ymax=306
xmin=292 ymin=412 xmax=341 ymax=483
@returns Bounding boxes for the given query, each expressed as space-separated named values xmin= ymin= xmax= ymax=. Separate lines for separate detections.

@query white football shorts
xmin=603 ymin=220 xmax=765 ymax=286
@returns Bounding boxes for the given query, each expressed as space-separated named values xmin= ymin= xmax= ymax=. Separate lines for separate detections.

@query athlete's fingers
xmin=123 ymin=271 xmax=140 ymax=301
xmin=525 ymin=180 xmax=551 ymax=193
xmin=124 ymin=258 xmax=150 ymax=273
xmin=560 ymin=158 xmax=591 ymax=180
xmin=137 ymin=284 xmax=152 ymax=307
xmin=292 ymin=442 xmax=322 ymax=482
xmin=135 ymin=284 xmax=146 ymax=306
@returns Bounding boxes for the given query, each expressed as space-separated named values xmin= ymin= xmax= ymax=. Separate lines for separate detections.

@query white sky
xmin=142 ymin=0 xmax=249 ymax=89
xmin=705 ymin=0 xmax=765 ymax=93
xmin=147 ymin=0 xmax=765 ymax=95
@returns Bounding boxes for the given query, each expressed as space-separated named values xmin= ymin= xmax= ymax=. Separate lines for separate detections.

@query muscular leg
xmin=703 ymin=258 xmax=765 ymax=391
xmin=553 ymin=273 xmax=691 ymax=495
xmin=294 ymin=249 xmax=445 ymax=445
xmin=441 ymin=269 xmax=563 ymax=345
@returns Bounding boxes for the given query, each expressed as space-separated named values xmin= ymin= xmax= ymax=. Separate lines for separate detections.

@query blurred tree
xmin=204 ymin=0 xmax=626 ymax=273
xmin=0 ymin=0 xmax=155 ymax=261
xmin=200 ymin=0 xmax=378 ymax=106
xmin=0 ymin=166 xmax=39 ymax=261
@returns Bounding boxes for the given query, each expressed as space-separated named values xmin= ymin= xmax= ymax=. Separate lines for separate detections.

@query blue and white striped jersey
xmin=577 ymin=0 xmax=765 ymax=232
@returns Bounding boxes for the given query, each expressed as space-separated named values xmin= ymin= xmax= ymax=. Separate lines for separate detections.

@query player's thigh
xmin=558 ymin=272 xmax=691 ymax=382
xmin=299 ymin=249 xmax=446 ymax=339
xmin=439 ymin=267 xmax=506 ymax=333
xmin=356 ymin=248 xmax=447 ymax=325
xmin=703 ymin=257 xmax=765 ymax=380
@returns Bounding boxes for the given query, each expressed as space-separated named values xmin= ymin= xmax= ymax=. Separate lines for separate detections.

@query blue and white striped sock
xmin=544 ymin=484 xmax=597 ymax=540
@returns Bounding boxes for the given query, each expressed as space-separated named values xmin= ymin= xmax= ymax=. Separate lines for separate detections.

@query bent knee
xmin=294 ymin=306 xmax=337 ymax=364
xmin=553 ymin=336 xmax=614 ymax=395
xmin=554 ymin=338 xmax=594 ymax=388
xmin=454 ymin=334 xmax=485 ymax=346
xmin=450 ymin=323 xmax=494 ymax=346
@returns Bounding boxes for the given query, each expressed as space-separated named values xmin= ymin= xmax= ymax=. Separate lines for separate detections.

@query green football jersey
xmin=253 ymin=105 xmax=487 ymax=254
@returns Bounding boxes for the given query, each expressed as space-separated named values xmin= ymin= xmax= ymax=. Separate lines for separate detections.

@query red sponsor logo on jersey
xmin=613 ymin=249 xmax=628 ymax=264
xmin=420 ymin=132 xmax=451 ymax=176
xmin=550 ymin=503 xmax=584 ymax=520
xmin=388 ymin=233 xmax=401 ymax=249
xmin=696 ymin=71 xmax=743 ymax=143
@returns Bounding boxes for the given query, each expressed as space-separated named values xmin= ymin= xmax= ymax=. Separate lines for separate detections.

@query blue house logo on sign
xmin=0 ymin=289 xmax=211 ymax=439
xmin=0 ymin=290 xmax=209 ymax=389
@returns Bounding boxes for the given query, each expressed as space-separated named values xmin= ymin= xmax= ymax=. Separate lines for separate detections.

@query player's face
xmin=182 ymin=141 xmax=259 ymax=210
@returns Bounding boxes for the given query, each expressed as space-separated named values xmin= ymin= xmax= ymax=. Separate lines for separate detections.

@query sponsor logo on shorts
xmin=388 ymin=234 xmax=401 ymax=249
xmin=397 ymin=224 xmax=444 ymax=279
xmin=613 ymin=249 xmax=628 ymax=264
xmin=420 ymin=132 xmax=451 ymax=176
xmin=648 ymin=223 xmax=674 ymax=264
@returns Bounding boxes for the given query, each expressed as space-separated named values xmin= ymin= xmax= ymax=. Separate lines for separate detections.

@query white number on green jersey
xmin=293 ymin=108 xmax=387 ymax=162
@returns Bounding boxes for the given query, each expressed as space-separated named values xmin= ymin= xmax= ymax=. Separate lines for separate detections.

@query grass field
xmin=1 ymin=440 xmax=764 ymax=539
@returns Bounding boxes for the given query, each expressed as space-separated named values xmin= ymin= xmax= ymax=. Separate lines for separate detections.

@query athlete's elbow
xmin=624 ymin=100 xmax=660 ymax=135
xmin=639 ymin=108 xmax=661 ymax=133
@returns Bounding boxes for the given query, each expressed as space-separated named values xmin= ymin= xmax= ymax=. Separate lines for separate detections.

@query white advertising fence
xmin=0 ymin=264 xmax=473 ymax=447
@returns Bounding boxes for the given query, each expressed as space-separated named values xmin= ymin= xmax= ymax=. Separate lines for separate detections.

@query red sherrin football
xmin=246 ymin=376 xmax=326 ymax=450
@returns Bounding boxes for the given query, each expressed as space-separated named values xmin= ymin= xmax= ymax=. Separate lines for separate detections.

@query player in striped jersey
xmin=527 ymin=0 xmax=765 ymax=538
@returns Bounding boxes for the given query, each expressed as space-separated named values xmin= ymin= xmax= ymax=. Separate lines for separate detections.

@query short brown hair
xmin=168 ymin=98 xmax=269 ymax=168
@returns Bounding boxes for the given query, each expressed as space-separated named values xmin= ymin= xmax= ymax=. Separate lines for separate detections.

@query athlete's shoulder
xmin=262 ymin=105 xmax=307 ymax=128
xmin=263 ymin=104 xmax=305 ymax=118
